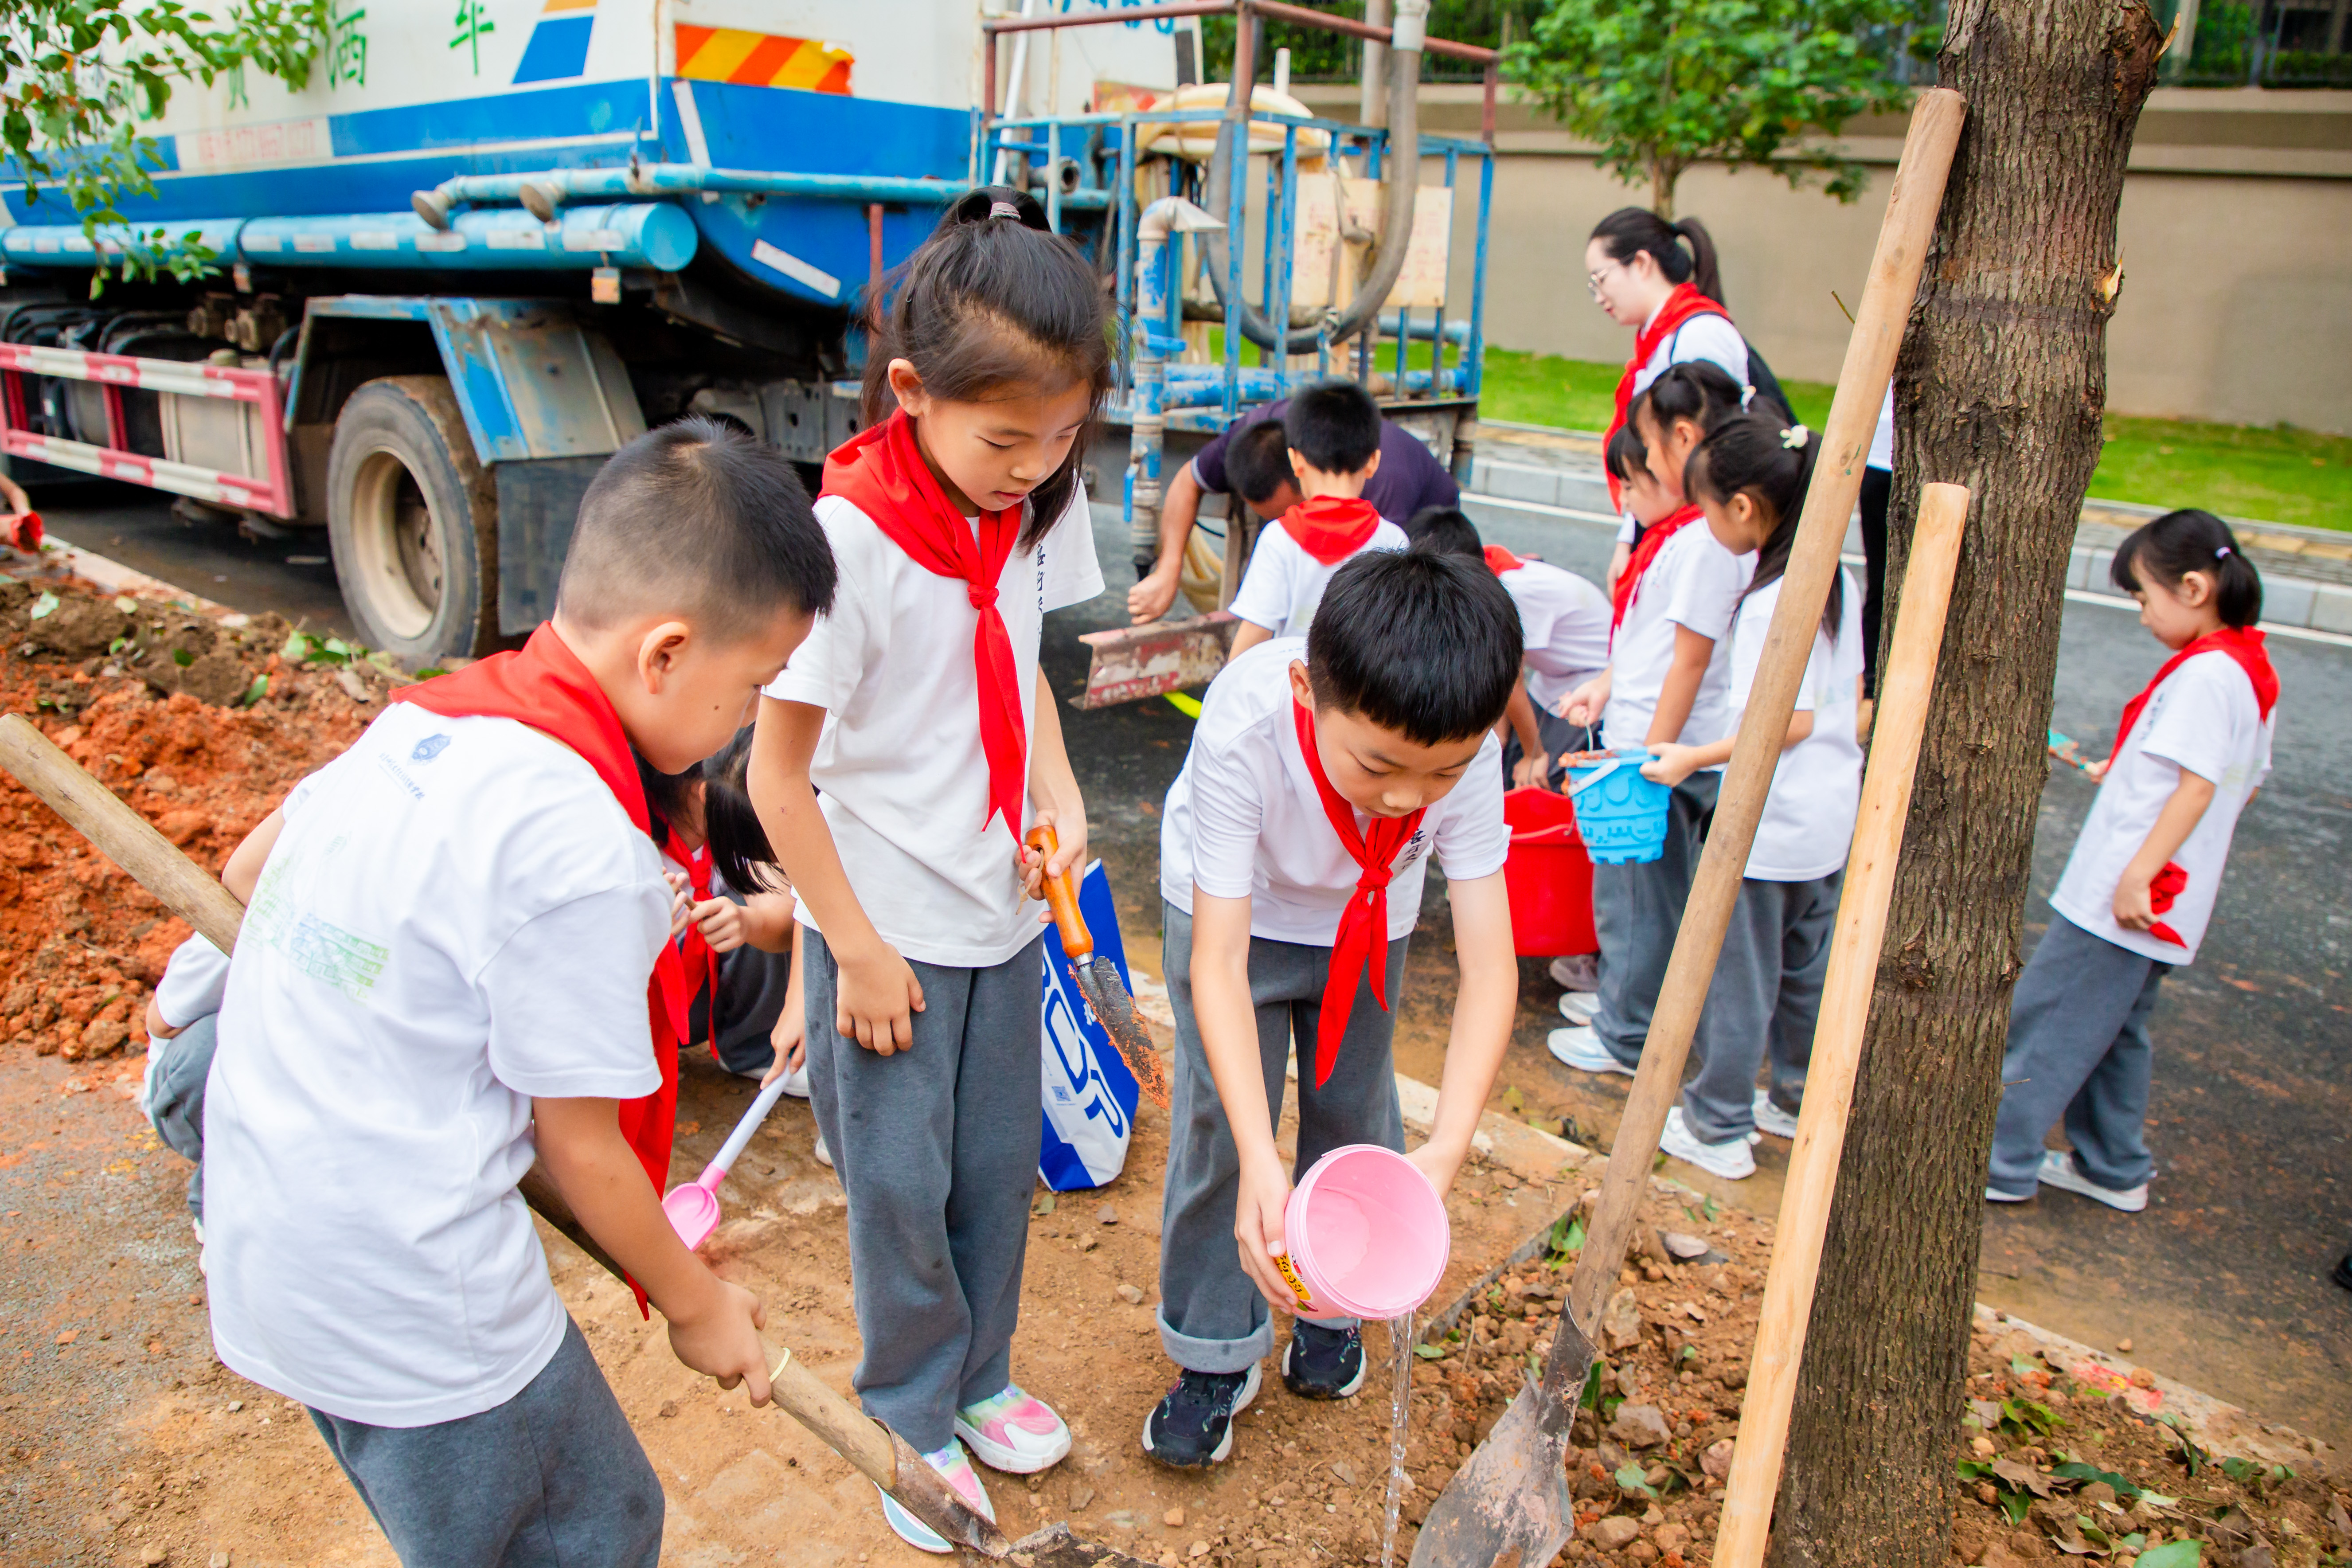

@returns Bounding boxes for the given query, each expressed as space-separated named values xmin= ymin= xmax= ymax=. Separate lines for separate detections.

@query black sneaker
xmin=1281 ymin=1322 xmax=1365 ymax=1399
xmin=1142 ymin=1364 xmax=1261 ymax=1468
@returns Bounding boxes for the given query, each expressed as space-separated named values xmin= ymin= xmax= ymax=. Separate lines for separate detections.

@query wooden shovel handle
xmin=1025 ymin=823 xmax=1094 ymax=960
xmin=1545 ymin=86 xmax=1968 ymax=1387
xmin=0 ymin=712 xmax=246 ymax=955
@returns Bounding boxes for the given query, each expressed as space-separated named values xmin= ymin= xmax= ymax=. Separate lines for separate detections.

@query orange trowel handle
xmin=1025 ymin=824 xmax=1094 ymax=961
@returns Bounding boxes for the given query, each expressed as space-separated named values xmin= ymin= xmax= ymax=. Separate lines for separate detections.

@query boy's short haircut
xmin=1402 ymin=505 xmax=1483 ymax=562
xmin=1307 ymin=551 xmax=1522 ymax=746
xmin=1226 ymin=420 xmax=1299 ymax=508
xmin=556 ymin=415 xmax=837 ymax=641
xmin=1283 ymin=379 xmax=1383 ymax=475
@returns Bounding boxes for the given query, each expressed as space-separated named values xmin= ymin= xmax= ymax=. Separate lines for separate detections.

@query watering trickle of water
xmin=1379 ymin=1311 xmax=1415 ymax=1568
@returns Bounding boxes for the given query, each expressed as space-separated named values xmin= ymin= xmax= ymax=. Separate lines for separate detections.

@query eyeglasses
xmin=1587 ymin=259 xmax=1625 ymax=302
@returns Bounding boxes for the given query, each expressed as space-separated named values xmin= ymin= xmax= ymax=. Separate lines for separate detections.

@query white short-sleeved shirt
xmin=1727 ymin=571 xmax=1864 ymax=881
xmin=766 ymin=486 xmax=1104 ymax=967
xmin=1160 ymin=637 xmax=1511 ymax=945
xmin=1603 ymin=524 xmax=1753 ymax=755
xmin=204 ymin=703 xmax=671 ymax=1427
xmin=1867 ymin=386 xmax=1895 ymax=472
xmin=1614 ymin=306 xmax=1751 ymax=544
xmin=1498 ymin=559 xmax=1612 ymax=711
xmin=1227 ymin=517 xmax=1408 ymax=639
xmin=2051 ymin=651 xmax=2274 ymax=965
xmin=154 ymin=932 xmax=230 ymax=1031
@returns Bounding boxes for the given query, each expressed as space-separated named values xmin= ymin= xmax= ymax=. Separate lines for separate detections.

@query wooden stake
xmin=1711 ymin=481 xmax=1973 ymax=1567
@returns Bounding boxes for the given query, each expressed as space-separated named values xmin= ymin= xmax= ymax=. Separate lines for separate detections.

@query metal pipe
xmin=979 ymin=0 xmax=1495 ymax=62
xmin=1201 ymin=0 xmax=1429 ymax=355
xmin=1251 ymin=0 xmax=1496 ymax=61
xmin=1221 ymin=10 xmax=1253 ymax=419
xmin=4 ymin=206 xmax=698 ymax=273
xmin=1129 ymin=197 xmax=1225 ymax=578
xmin=414 ymin=165 xmax=973 ymax=226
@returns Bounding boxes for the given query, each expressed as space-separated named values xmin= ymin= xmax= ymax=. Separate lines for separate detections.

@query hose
xmin=1197 ymin=0 xmax=1426 ymax=356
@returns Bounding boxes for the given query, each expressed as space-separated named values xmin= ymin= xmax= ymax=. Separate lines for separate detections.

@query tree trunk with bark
xmin=1768 ymin=0 xmax=2165 ymax=1564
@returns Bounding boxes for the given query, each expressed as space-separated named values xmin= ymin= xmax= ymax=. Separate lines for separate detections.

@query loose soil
xmin=3 ymin=569 xmax=2345 ymax=1567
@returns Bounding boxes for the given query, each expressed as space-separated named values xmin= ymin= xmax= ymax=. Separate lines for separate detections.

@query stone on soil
xmin=1609 ymin=1404 xmax=1672 ymax=1449
xmin=1584 ymin=1515 xmax=1640 ymax=1548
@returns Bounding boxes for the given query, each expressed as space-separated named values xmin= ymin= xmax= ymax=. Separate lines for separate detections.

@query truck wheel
xmin=327 ymin=376 xmax=499 ymax=666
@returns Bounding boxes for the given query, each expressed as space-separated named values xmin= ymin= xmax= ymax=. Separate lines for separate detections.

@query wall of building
xmin=1304 ymin=86 xmax=2352 ymax=435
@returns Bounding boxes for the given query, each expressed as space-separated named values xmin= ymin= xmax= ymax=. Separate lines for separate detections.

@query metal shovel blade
xmin=1071 ymin=957 xmax=1172 ymax=1111
xmin=1405 ymin=1317 xmax=1594 ymax=1568
xmin=1006 ymin=1522 xmax=1162 ymax=1568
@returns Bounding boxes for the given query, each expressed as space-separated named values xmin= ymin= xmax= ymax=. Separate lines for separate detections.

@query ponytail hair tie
xmin=1740 ymin=383 xmax=1757 ymax=410
xmin=2215 ymin=545 xmax=2233 ymax=559
xmin=1781 ymin=424 xmax=1809 ymax=450
xmin=989 ymin=199 xmax=1022 ymax=220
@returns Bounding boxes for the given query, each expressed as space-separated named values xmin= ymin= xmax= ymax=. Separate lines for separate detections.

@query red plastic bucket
xmin=1502 ymin=786 xmax=1597 ymax=957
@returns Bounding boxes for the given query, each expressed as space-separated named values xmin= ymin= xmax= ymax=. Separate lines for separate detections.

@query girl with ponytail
xmin=1988 ymin=509 xmax=2279 ymax=1213
xmin=1631 ymin=412 xmax=1865 ymax=1178
xmin=747 ymin=186 xmax=1106 ymax=1547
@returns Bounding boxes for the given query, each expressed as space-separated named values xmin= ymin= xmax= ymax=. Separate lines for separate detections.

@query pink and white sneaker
xmin=879 ymin=1439 xmax=995 ymax=1554
xmin=954 ymin=1385 xmax=1072 ymax=1473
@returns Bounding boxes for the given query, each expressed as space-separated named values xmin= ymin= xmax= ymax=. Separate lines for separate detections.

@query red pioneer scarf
xmin=1279 ymin=495 xmax=1384 ymax=567
xmin=1609 ymin=504 xmax=1704 ymax=641
xmin=2107 ymin=627 xmax=2278 ymax=950
xmin=1290 ymin=700 xmax=1425 ymax=1087
xmin=391 ymin=626 xmax=691 ymax=1225
xmin=1604 ymin=282 xmax=1731 ymax=509
xmin=2110 ymin=627 xmax=2279 ymax=762
xmin=1482 ymin=544 xmax=1524 ymax=575
xmin=660 ymin=829 xmax=726 ymax=1062
xmin=824 ymin=411 xmax=1028 ymax=843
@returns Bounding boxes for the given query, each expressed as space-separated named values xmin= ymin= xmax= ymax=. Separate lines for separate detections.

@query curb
xmin=1466 ymin=454 xmax=2352 ymax=643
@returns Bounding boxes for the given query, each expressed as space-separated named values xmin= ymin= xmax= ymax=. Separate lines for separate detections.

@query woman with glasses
xmin=1585 ymin=209 xmax=1751 ymax=596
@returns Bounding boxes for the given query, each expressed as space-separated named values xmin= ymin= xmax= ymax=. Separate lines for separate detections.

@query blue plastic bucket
xmin=1565 ymin=750 xmax=1672 ymax=865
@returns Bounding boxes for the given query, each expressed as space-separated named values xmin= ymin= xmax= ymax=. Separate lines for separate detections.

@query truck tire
xmin=326 ymin=376 xmax=499 ymax=666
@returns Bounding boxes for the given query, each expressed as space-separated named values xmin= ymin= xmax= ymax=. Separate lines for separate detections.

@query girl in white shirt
xmin=1639 ymin=413 xmax=1862 ymax=1179
xmin=1988 ymin=509 xmax=2278 ymax=1212
xmin=748 ymin=188 xmax=1102 ymax=1551
xmin=1549 ymin=372 xmax=1753 ymax=1073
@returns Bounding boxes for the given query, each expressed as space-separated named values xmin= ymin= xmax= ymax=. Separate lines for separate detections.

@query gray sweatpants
xmin=1590 ymin=771 xmax=1721 ymax=1064
xmin=1157 ymin=900 xmax=1407 ymax=1373
xmin=1682 ymin=871 xmax=1841 ymax=1145
xmin=143 ymin=1013 xmax=218 ymax=1222
xmin=802 ymin=927 xmax=1043 ymax=1453
xmin=1987 ymin=913 xmax=2170 ymax=1196
xmin=308 ymin=1315 xmax=661 ymax=1567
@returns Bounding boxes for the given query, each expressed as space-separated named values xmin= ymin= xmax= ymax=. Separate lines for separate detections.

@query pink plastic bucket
xmin=1276 ymin=1145 xmax=1451 ymax=1321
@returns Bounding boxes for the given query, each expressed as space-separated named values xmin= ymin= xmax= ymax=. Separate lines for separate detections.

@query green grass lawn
xmin=1206 ymin=332 xmax=2348 ymax=530
xmin=1479 ymin=347 xmax=2350 ymax=532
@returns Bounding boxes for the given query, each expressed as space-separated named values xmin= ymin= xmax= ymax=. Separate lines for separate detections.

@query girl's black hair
xmin=1604 ymin=418 xmax=1649 ymax=488
xmin=1686 ymin=412 xmax=1842 ymax=639
xmin=860 ymin=185 xmax=1112 ymax=550
xmin=2112 ymin=508 xmax=2263 ymax=629
xmin=1638 ymin=361 xmax=1750 ymax=461
xmin=1590 ymin=207 xmax=1724 ymax=306
xmin=1401 ymin=504 xmax=1483 ymax=560
xmin=635 ymin=727 xmax=781 ymax=895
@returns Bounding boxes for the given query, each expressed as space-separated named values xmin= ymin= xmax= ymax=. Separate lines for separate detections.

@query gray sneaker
xmin=2035 ymin=1150 xmax=2147 ymax=1213
xmin=1750 ymin=1091 xmax=1800 ymax=1140
xmin=1548 ymin=953 xmax=1602 ymax=992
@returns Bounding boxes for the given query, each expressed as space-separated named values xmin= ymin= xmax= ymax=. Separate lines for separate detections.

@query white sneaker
xmin=2035 ymin=1150 xmax=2147 ymax=1213
xmin=955 ymin=1385 xmax=1072 ymax=1473
xmin=1547 ymin=1025 xmax=1634 ymax=1077
xmin=777 ymin=1060 xmax=810 ymax=1099
xmin=1751 ymin=1092 xmax=1800 ymax=1141
xmin=1660 ymin=1107 xmax=1756 ymax=1181
xmin=878 ymin=1439 xmax=995 ymax=1554
xmin=1985 ymin=1184 xmax=2033 ymax=1204
xmin=1548 ymin=954 xmax=1601 ymax=993
xmin=1555 ymin=990 xmax=1601 ymax=1027
xmin=813 ymin=1130 xmax=833 ymax=1168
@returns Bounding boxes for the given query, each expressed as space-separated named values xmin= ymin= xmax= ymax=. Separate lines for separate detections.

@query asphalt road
xmin=26 ymin=483 xmax=2352 ymax=1448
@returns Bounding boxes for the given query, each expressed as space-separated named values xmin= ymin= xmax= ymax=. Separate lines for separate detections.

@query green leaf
xmin=1502 ymin=1086 xmax=1526 ymax=1115
xmin=281 ymin=628 xmax=313 ymax=662
xmin=172 ymin=646 xmax=195 ymax=667
xmin=1997 ymin=1490 xmax=2031 ymax=1526
xmin=1613 ymin=1463 xmax=1655 ymax=1498
xmin=1956 ymin=1460 xmax=1995 ymax=1482
xmin=239 ymin=674 xmax=269 ymax=707
xmin=29 ymin=590 xmax=59 ymax=621
xmin=1578 ymin=1360 xmax=1607 ymax=1411
xmin=1999 ymin=1396 xmax=2063 ymax=1438
xmin=1546 ymin=1212 xmax=1587 ymax=1262
xmin=1030 ymin=1192 xmax=1056 ymax=1216
xmin=108 ymin=635 xmax=129 ymax=655
xmin=412 ymin=667 xmax=447 ymax=680
xmin=1413 ymin=1343 xmax=1446 ymax=1361
xmin=2134 ymin=1543 xmax=2201 ymax=1568
xmin=2051 ymin=1462 xmax=2143 ymax=1501
xmin=114 ymin=596 xmax=137 ymax=612
xmin=2218 ymin=1456 xmax=2258 ymax=1483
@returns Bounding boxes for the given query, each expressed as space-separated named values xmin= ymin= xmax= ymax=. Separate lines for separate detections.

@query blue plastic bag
xmin=1038 ymin=860 xmax=1142 ymax=1191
